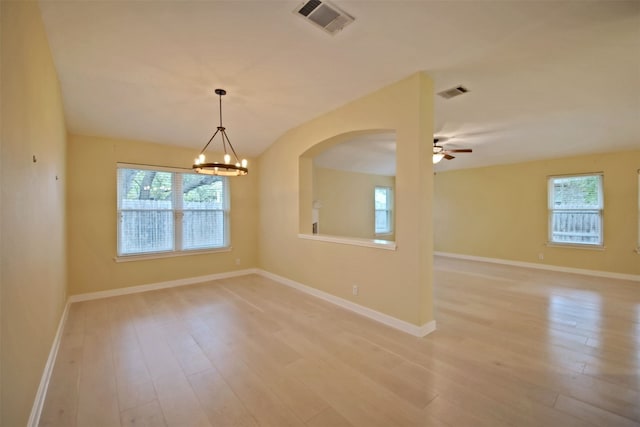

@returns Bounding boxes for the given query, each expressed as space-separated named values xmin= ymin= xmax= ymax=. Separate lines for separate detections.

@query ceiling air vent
xmin=437 ymin=85 xmax=470 ymax=99
xmin=294 ymin=0 xmax=354 ymax=35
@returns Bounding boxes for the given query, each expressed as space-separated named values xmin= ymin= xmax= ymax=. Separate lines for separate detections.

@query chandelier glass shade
xmin=193 ymin=89 xmax=248 ymax=176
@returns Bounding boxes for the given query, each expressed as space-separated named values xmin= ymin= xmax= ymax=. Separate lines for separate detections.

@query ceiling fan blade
xmin=444 ymin=154 xmax=455 ymax=160
xmin=447 ymin=148 xmax=472 ymax=153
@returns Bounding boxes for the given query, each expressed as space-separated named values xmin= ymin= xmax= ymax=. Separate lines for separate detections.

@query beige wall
xmin=0 ymin=1 xmax=68 ymax=425
xmin=67 ymin=135 xmax=259 ymax=295
xmin=0 ymin=1 xmax=3 ymax=420
xmin=259 ymin=73 xmax=434 ymax=326
xmin=434 ymin=150 xmax=640 ymax=276
xmin=313 ymin=167 xmax=395 ymax=240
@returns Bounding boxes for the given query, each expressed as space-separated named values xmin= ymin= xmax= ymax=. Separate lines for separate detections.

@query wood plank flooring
xmin=39 ymin=257 xmax=640 ymax=426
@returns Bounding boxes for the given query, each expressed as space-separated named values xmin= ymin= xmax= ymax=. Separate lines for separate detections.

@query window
xmin=117 ymin=164 xmax=229 ymax=257
xmin=374 ymin=186 xmax=393 ymax=235
xmin=548 ymin=173 xmax=603 ymax=246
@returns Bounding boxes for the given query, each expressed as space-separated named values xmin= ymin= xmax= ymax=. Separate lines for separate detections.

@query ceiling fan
xmin=433 ymin=137 xmax=472 ymax=164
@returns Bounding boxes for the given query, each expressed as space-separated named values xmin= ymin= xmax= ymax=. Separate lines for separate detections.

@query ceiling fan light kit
xmin=193 ymin=89 xmax=248 ymax=177
xmin=433 ymin=137 xmax=472 ymax=164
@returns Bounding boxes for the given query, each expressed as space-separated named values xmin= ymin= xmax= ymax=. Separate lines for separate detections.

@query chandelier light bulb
xmin=199 ymin=154 xmax=205 ymax=163
xmin=241 ymin=159 xmax=248 ymax=168
xmin=224 ymin=154 xmax=231 ymax=164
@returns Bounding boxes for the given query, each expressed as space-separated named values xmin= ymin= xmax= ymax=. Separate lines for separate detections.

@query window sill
xmin=545 ymin=242 xmax=605 ymax=251
xmin=298 ymin=234 xmax=396 ymax=251
xmin=115 ymin=246 xmax=232 ymax=263
xmin=375 ymin=232 xmax=394 ymax=237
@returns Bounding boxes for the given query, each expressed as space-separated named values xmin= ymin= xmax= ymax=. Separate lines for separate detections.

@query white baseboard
xmin=68 ymin=267 xmax=436 ymax=337
xmin=28 ymin=300 xmax=70 ymax=427
xmin=435 ymin=252 xmax=640 ymax=282
xmin=256 ymin=269 xmax=436 ymax=338
xmin=68 ymin=268 xmax=259 ymax=303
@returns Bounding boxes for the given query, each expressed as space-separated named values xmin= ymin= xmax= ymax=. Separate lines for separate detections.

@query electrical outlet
xmin=235 ymin=258 xmax=241 ymax=265
xmin=352 ymin=285 xmax=359 ymax=296
xmin=538 ymin=253 xmax=544 ymax=260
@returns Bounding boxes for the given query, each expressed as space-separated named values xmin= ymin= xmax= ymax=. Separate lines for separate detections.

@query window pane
xmin=119 ymin=211 xmax=174 ymax=254
xmin=551 ymin=210 xmax=601 ymax=244
xmin=182 ymin=174 xmax=227 ymax=250
xmin=118 ymin=169 xmax=173 ymax=210
xmin=375 ymin=210 xmax=390 ymax=234
xmin=182 ymin=175 xmax=224 ymax=209
xmin=551 ymin=176 xmax=602 ymax=209
xmin=183 ymin=210 xmax=226 ymax=250
xmin=375 ymin=187 xmax=388 ymax=210
xmin=118 ymin=168 xmax=174 ymax=255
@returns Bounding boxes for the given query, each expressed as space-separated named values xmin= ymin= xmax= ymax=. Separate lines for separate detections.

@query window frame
xmin=374 ymin=186 xmax=393 ymax=236
xmin=116 ymin=163 xmax=230 ymax=260
xmin=547 ymin=172 xmax=604 ymax=248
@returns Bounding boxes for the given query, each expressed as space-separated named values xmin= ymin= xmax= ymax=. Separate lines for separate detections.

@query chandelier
xmin=193 ymin=89 xmax=248 ymax=176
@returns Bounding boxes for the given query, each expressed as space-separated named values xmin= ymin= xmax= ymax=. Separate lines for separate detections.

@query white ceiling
xmin=314 ymin=132 xmax=397 ymax=176
xmin=39 ymin=1 xmax=640 ymax=172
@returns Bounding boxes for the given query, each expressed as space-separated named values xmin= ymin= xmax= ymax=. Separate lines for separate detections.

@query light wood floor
xmin=40 ymin=257 xmax=640 ymax=427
